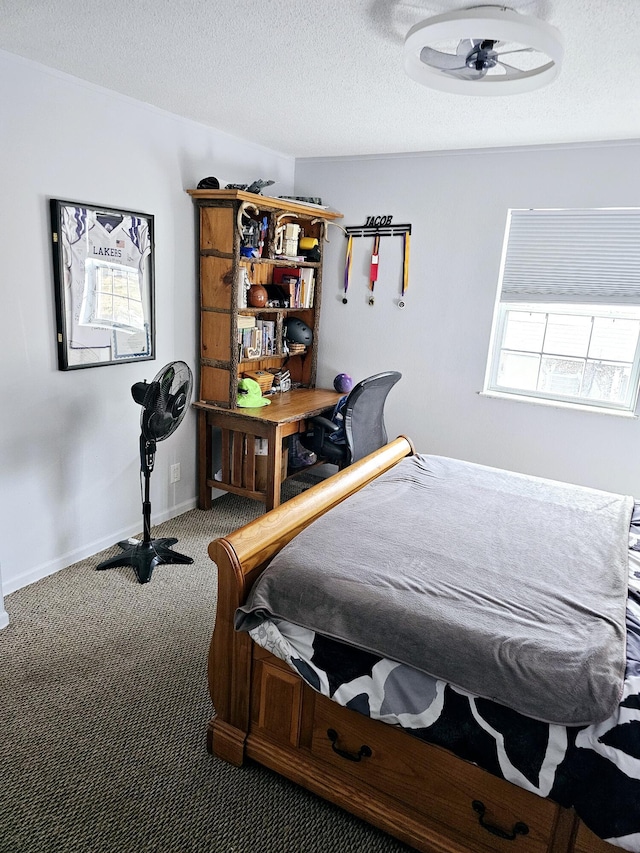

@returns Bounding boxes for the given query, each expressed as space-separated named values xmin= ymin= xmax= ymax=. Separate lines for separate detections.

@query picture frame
xmin=50 ymin=199 xmax=155 ymax=370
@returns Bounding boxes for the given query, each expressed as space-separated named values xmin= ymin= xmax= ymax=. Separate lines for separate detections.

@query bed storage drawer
xmin=310 ymin=694 xmax=568 ymax=853
xmin=247 ymin=648 xmax=577 ymax=853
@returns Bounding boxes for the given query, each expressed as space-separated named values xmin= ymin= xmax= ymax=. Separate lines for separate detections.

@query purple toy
xmin=333 ymin=373 xmax=353 ymax=394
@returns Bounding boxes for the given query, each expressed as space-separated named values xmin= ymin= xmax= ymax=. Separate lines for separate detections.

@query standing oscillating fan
xmin=96 ymin=361 xmax=194 ymax=584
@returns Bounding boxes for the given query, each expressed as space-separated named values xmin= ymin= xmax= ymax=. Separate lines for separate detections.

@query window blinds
xmin=500 ymin=208 xmax=640 ymax=305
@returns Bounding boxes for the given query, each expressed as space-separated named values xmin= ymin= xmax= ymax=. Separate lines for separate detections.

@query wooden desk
xmin=194 ymin=388 xmax=343 ymax=511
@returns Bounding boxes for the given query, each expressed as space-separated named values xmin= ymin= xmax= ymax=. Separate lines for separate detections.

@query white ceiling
xmin=2 ymin=0 xmax=640 ymax=158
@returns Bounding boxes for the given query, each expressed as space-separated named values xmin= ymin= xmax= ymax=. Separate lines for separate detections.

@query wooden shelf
xmin=190 ymin=190 xmax=342 ymax=409
xmin=187 ymin=188 xmax=343 ymax=221
xmin=239 ymin=307 xmax=312 ymax=316
xmin=240 ymin=257 xmax=322 ymax=269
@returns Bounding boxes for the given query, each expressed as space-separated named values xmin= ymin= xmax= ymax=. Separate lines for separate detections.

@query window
xmin=484 ymin=209 xmax=640 ymax=414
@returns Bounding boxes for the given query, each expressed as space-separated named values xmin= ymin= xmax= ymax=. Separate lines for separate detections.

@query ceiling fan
xmin=403 ymin=6 xmax=563 ymax=95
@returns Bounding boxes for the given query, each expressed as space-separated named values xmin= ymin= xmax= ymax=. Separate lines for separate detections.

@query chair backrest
xmin=343 ymin=371 xmax=402 ymax=464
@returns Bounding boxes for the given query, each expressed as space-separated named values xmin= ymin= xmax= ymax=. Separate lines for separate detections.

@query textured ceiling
xmin=2 ymin=0 xmax=640 ymax=158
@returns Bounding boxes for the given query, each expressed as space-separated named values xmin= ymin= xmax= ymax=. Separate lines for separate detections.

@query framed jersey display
xmin=50 ymin=199 xmax=155 ymax=370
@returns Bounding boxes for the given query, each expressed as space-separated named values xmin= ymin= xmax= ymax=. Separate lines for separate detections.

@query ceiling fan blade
xmin=495 ymin=60 xmax=524 ymax=72
xmin=456 ymin=38 xmax=482 ymax=57
xmin=495 ymin=47 xmax=536 ymax=56
xmin=448 ymin=66 xmax=489 ymax=81
xmin=420 ymin=46 xmax=469 ymax=69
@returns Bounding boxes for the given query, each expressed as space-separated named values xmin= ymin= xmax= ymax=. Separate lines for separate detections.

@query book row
xmin=238 ymin=318 xmax=276 ymax=359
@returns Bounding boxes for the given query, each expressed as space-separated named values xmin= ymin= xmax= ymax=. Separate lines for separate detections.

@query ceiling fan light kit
xmin=403 ymin=6 xmax=563 ymax=96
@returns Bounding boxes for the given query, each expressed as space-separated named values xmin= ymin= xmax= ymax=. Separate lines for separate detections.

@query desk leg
xmin=265 ymin=427 xmax=285 ymax=512
xmin=198 ymin=409 xmax=212 ymax=510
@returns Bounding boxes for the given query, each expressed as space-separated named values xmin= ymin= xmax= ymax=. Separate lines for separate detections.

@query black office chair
xmin=301 ymin=371 xmax=402 ymax=469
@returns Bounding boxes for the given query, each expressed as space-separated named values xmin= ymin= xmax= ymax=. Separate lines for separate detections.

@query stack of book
xmin=237 ymin=315 xmax=276 ymax=359
xmin=272 ymin=268 xmax=315 ymax=308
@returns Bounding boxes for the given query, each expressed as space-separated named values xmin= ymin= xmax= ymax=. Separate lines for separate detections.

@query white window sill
xmin=478 ymin=390 xmax=638 ymax=418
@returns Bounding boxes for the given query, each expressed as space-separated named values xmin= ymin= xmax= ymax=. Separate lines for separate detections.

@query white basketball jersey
xmin=61 ymin=207 xmax=150 ymax=350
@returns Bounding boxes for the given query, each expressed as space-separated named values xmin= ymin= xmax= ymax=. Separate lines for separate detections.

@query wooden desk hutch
xmin=187 ymin=189 xmax=344 ymax=508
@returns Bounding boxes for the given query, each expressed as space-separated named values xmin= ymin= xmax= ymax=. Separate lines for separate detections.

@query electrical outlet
xmin=170 ymin=463 xmax=181 ymax=484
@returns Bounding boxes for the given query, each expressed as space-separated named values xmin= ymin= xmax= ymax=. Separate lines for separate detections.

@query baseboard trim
xmin=3 ymin=498 xmax=198 ymax=595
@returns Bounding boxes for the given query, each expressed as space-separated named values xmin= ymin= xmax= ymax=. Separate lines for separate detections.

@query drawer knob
xmin=472 ymin=800 xmax=529 ymax=841
xmin=326 ymin=728 xmax=372 ymax=763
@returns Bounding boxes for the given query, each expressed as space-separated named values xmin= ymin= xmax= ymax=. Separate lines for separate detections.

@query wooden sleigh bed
xmin=207 ymin=436 xmax=626 ymax=853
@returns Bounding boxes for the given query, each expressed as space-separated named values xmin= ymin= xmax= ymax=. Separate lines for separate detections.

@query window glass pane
xmin=582 ymin=361 xmax=631 ymax=405
xmin=543 ymin=314 xmax=591 ymax=358
xmin=486 ymin=297 xmax=640 ymax=411
xmin=497 ymin=351 xmax=540 ymax=390
xmin=589 ymin=317 xmax=640 ymax=362
xmin=503 ymin=310 xmax=546 ymax=352
xmin=538 ymin=356 xmax=584 ymax=396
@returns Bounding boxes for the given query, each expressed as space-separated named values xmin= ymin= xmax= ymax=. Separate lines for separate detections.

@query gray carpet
xmin=0 ymin=479 xmax=411 ymax=853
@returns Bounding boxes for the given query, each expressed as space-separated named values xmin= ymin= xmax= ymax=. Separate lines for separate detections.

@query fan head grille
xmin=133 ymin=361 xmax=193 ymax=441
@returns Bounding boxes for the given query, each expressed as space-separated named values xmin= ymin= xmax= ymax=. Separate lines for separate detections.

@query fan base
xmin=96 ymin=537 xmax=194 ymax=584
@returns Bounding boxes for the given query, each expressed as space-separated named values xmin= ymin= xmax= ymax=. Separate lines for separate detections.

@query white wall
xmin=0 ymin=50 xmax=295 ymax=594
xmin=0 ymin=563 xmax=9 ymax=629
xmin=4 ymin=47 xmax=640 ymax=597
xmin=297 ymin=142 xmax=640 ymax=497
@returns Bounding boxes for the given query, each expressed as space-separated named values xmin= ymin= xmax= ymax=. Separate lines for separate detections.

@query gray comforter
xmin=235 ymin=454 xmax=633 ymax=724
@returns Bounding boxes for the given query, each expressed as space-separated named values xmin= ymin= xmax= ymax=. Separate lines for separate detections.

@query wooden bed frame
xmin=207 ymin=436 xmax=612 ymax=853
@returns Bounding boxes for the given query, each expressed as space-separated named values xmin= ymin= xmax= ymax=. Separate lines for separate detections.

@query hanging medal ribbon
xmin=343 ymin=218 xmax=411 ymax=306
xmin=399 ymin=231 xmax=411 ymax=308
xmin=369 ymin=235 xmax=380 ymax=288
xmin=369 ymin=234 xmax=380 ymax=305
xmin=343 ymin=234 xmax=353 ymax=304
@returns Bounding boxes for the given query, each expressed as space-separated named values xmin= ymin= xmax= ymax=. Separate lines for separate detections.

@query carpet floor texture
xmin=1 ymin=481 xmax=411 ymax=853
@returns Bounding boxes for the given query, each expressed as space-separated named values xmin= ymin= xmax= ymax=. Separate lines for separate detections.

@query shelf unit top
xmin=187 ymin=189 xmax=343 ymax=220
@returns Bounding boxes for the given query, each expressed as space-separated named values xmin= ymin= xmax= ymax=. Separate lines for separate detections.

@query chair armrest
xmin=300 ymin=414 xmax=339 ymax=457
xmin=308 ymin=415 xmax=339 ymax=433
